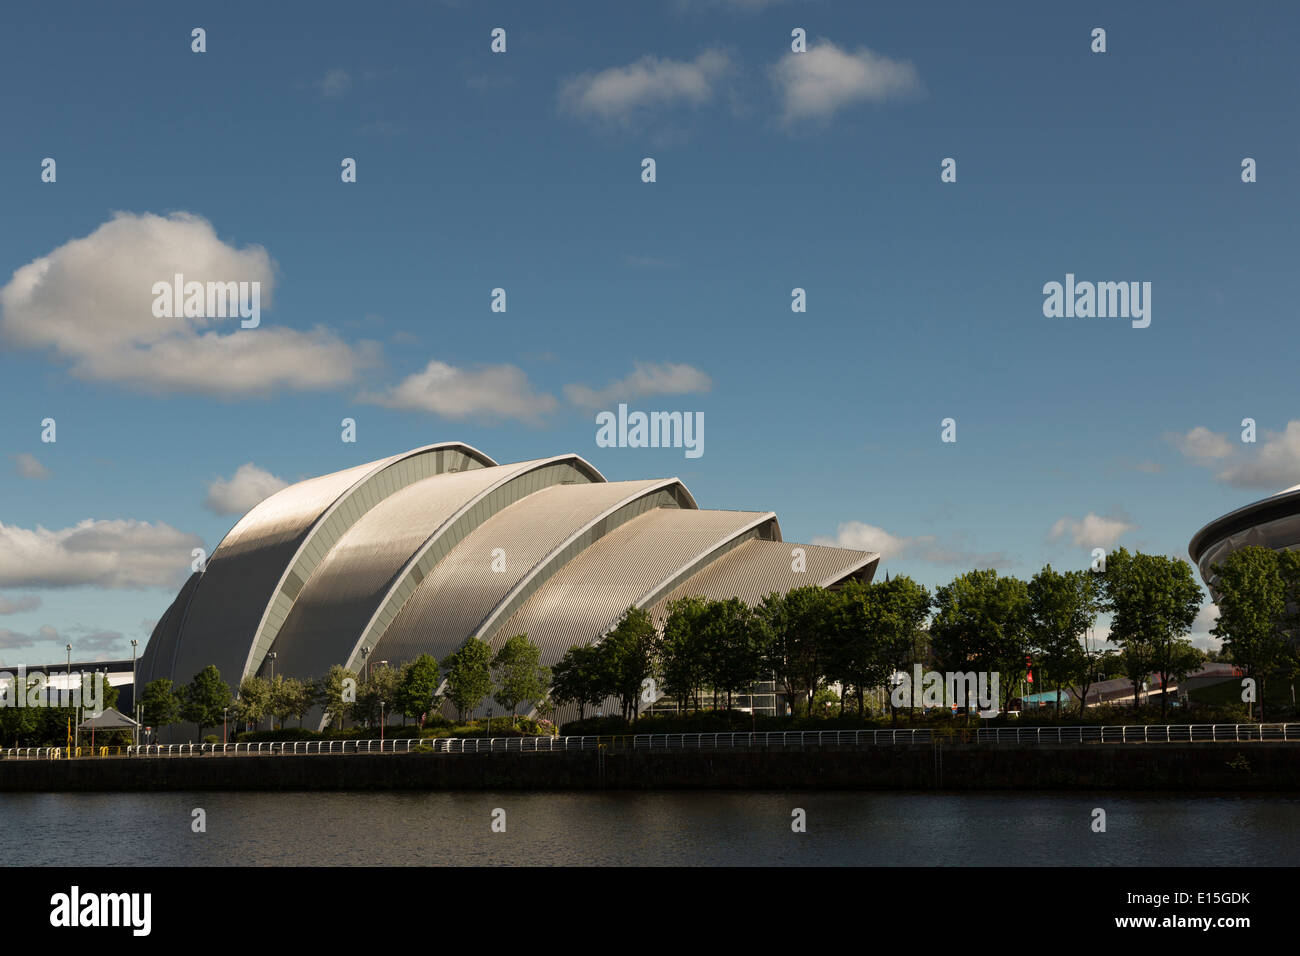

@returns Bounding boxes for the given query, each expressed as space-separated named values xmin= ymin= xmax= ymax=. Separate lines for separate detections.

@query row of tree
xmin=549 ymin=549 xmax=1216 ymax=721
xmin=141 ymin=634 xmax=552 ymax=739
xmin=133 ymin=544 xmax=1299 ymax=738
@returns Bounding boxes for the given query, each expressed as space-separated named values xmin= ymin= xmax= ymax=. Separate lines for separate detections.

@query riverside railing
xmin=1 ymin=724 xmax=1295 ymax=760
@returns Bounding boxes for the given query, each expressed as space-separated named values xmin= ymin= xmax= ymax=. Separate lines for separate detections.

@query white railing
xmin=974 ymin=723 xmax=1297 ymax=744
xmin=2 ymin=724 xmax=1296 ymax=759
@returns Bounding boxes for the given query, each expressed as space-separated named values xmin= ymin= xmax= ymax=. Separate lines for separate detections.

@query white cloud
xmin=560 ymin=49 xmax=733 ymax=123
xmin=317 ymin=69 xmax=352 ymax=96
xmin=564 ymin=361 xmax=712 ymax=409
xmin=0 ymin=625 xmax=57 ymax=650
xmin=204 ymin=463 xmax=290 ymax=516
xmin=0 ymin=594 xmax=40 ymax=615
xmin=13 ymin=453 xmax=50 ymax=480
xmin=1188 ymin=602 xmax=1221 ymax=651
xmin=1135 ymin=460 xmax=1162 ymax=474
xmin=1215 ymin=421 xmax=1300 ymax=489
xmin=770 ymin=40 xmax=921 ymax=122
xmin=0 ymin=211 xmax=378 ymax=397
xmin=1169 ymin=426 xmax=1234 ymax=464
xmin=812 ymin=520 xmax=1009 ymax=568
xmin=0 ymin=519 xmax=202 ymax=590
xmin=359 ymin=359 xmax=558 ymax=424
xmin=1049 ymin=513 xmax=1135 ymax=550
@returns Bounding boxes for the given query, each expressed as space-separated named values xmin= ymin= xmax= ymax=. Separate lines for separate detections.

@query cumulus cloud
xmin=204 ymin=463 xmax=289 ymax=516
xmin=0 ymin=519 xmax=202 ymax=590
xmin=560 ymin=49 xmax=733 ymax=123
xmin=770 ymin=40 xmax=921 ymax=122
xmin=13 ymin=453 xmax=50 ymax=480
xmin=1215 ymin=421 xmax=1300 ymax=489
xmin=1169 ymin=421 xmax=1300 ymax=490
xmin=1049 ymin=513 xmax=1135 ymax=550
xmin=1188 ymin=602 xmax=1221 ymax=652
xmin=317 ymin=69 xmax=352 ymax=96
xmin=359 ymin=359 xmax=558 ymax=424
xmin=564 ymin=361 xmax=712 ymax=410
xmin=813 ymin=521 xmax=1009 ymax=568
xmin=0 ymin=624 xmax=57 ymax=650
xmin=0 ymin=593 xmax=41 ymax=615
xmin=1169 ymin=426 xmax=1234 ymax=464
xmin=0 ymin=211 xmax=379 ymax=397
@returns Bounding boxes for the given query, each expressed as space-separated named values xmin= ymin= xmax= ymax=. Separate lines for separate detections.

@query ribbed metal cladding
xmin=644 ymin=539 xmax=879 ymax=627
xmin=267 ymin=456 xmax=603 ymax=685
xmin=483 ymin=508 xmax=781 ymax=668
xmin=239 ymin=443 xmax=494 ymax=682
xmin=167 ymin=443 xmax=496 ymax=690
xmin=168 ymin=456 xmax=395 ymax=690
xmin=137 ymin=571 xmax=201 ymax=685
xmin=371 ymin=479 xmax=690 ymax=668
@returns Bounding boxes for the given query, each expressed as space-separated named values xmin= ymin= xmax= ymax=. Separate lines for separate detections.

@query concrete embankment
xmin=0 ymin=743 xmax=1296 ymax=791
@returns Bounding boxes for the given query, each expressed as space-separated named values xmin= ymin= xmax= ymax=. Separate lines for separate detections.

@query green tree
xmin=355 ymin=664 xmax=401 ymax=728
xmin=444 ymin=639 xmax=494 ymax=722
xmin=492 ymin=634 xmax=550 ymax=724
xmin=1102 ymin=548 xmax=1203 ymax=718
xmin=930 ymin=570 xmax=1029 ymax=711
xmin=759 ymin=587 xmax=832 ymax=716
xmin=871 ymin=575 xmax=933 ymax=720
xmin=700 ymin=598 xmax=762 ymax=712
xmin=139 ymin=678 xmax=180 ymax=729
xmin=599 ymin=606 xmax=658 ymax=722
xmin=234 ymin=675 xmax=269 ymax=731
xmin=396 ymin=654 xmax=441 ymax=725
xmin=659 ymin=596 xmax=710 ymax=713
xmin=268 ymin=675 xmax=308 ymax=730
xmin=1027 ymin=566 xmax=1100 ymax=716
xmin=179 ymin=666 xmax=232 ymax=741
xmin=319 ymin=666 xmax=357 ymax=730
xmin=550 ymin=644 xmax=604 ymax=721
xmin=1212 ymin=546 xmax=1289 ymax=721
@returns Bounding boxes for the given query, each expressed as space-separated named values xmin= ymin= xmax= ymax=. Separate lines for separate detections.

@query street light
xmin=223 ymin=706 xmax=230 ymax=744
xmin=268 ymin=651 xmax=277 ymax=683
xmin=361 ymin=645 xmax=371 ymax=682
xmin=130 ymin=639 xmax=138 ymax=748
xmin=379 ymin=700 xmax=385 ymax=745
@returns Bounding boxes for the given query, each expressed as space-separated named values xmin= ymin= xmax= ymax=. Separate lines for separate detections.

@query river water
xmin=6 ymin=791 xmax=1296 ymax=866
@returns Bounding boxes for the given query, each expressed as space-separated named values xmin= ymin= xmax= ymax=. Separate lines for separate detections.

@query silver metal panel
xmin=137 ymin=571 xmax=202 ymax=686
xmin=483 ymin=508 xmax=780 ymax=667
xmin=644 ymin=539 xmax=879 ymax=627
xmin=167 ymin=443 xmax=495 ymax=691
xmin=372 ymin=479 xmax=689 ymax=668
xmin=269 ymin=456 xmax=603 ymax=687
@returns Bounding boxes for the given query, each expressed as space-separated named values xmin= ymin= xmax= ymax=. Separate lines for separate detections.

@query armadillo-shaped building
xmin=138 ymin=443 xmax=878 ymax=729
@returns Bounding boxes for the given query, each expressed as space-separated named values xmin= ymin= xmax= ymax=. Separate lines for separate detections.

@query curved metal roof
xmin=1188 ymin=486 xmax=1300 ymax=564
xmin=168 ymin=443 xmax=495 ymax=689
xmin=645 ymin=538 xmax=879 ymax=626
xmin=484 ymin=507 xmax=781 ymax=667
xmin=372 ymin=478 xmax=696 ymax=668
xmin=137 ymin=570 xmax=201 ymax=686
xmin=267 ymin=455 xmax=604 ymax=683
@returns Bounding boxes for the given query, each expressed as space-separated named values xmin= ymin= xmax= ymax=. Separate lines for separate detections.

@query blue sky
xmin=0 ymin=0 xmax=1295 ymax=664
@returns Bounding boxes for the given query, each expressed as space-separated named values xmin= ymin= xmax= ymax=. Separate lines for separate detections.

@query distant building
xmin=1189 ymin=484 xmax=1300 ymax=599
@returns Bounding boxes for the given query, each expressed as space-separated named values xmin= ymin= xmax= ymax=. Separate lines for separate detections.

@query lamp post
xmin=379 ymin=700 xmax=385 ymax=746
xmin=361 ymin=645 xmax=371 ymax=682
xmin=223 ymin=706 xmax=230 ymax=744
xmin=130 ymin=639 xmax=138 ymax=747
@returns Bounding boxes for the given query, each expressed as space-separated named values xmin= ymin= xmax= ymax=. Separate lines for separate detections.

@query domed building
xmin=1189 ymin=483 xmax=1300 ymax=599
xmin=139 ymin=443 xmax=878 ymax=730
